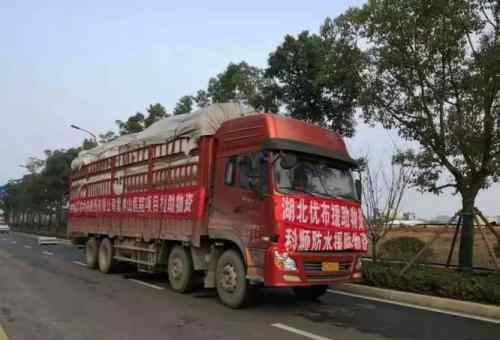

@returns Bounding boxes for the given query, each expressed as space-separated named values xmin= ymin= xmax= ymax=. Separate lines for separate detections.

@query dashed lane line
xmin=271 ymin=323 xmax=333 ymax=340
xmin=24 ymin=245 xmax=32 ymax=249
xmin=128 ymin=279 xmax=165 ymax=290
xmin=72 ymin=261 xmax=87 ymax=267
xmin=0 ymin=324 xmax=9 ymax=340
xmin=327 ymin=289 xmax=500 ymax=325
xmin=41 ymin=251 xmax=54 ymax=256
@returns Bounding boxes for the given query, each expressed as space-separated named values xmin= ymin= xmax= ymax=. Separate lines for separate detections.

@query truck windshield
xmin=273 ymin=151 xmax=358 ymax=201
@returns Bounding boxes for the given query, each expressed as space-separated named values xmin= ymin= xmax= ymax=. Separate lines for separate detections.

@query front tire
xmin=85 ymin=237 xmax=100 ymax=269
xmin=216 ymin=249 xmax=255 ymax=309
xmin=293 ymin=285 xmax=328 ymax=300
xmin=167 ymin=245 xmax=195 ymax=293
xmin=98 ymin=238 xmax=115 ymax=273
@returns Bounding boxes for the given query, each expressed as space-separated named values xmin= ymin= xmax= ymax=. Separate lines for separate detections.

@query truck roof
xmin=216 ymin=114 xmax=356 ymax=165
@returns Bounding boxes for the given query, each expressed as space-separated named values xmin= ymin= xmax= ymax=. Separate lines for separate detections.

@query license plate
xmin=321 ymin=262 xmax=339 ymax=272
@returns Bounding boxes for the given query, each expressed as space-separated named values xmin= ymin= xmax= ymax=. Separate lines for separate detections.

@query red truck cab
xmin=208 ymin=114 xmax=366 ymax=303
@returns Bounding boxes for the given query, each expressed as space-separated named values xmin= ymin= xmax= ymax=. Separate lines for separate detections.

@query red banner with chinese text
xmin=274 ymin=194 xmax=368 ymax=252
xmin=68 ymin=186 xmax=206 ymax=220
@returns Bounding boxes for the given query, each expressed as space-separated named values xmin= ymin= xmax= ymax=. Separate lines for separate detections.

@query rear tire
xmin=293 ymin=285 xmax=328 ymax=300
xmin=216 ymin=249 xmax=255 ymax=309
xmin=167 ymin=245 xmax=195 ymax=293
xmin=85 ymin=237 xmax=99 ymax=269
xmin=98 ymin=238 xmax=115 ymax=273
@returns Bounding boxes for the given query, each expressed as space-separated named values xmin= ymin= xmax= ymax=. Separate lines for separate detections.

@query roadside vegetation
xmin=362 ymin=262 xmax=500 ymax=306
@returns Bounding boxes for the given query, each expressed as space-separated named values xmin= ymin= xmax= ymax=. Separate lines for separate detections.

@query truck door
xmin=209 ymin=151 xmax=271 ymax=252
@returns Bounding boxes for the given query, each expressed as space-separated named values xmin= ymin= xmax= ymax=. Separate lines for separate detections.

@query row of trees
xmin=1 ymin=0 xmax=498 ymax=270
xmin=0 ymin=149 xmax=80 ymax=231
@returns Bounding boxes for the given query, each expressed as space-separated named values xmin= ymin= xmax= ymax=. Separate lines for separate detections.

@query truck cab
xmin=208 ymin=114 xmax=366 ymax=303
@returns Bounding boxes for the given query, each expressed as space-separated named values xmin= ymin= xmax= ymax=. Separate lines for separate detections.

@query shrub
xmin=495 ymin=240 xmax=500 ymax=258
xmin=379 ymin=236 xmax=433 ymax=263
xmin=361 ymin=262 xmax=500 ymax=305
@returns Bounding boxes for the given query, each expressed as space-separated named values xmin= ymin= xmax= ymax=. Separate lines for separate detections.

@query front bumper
xmin=264 ymin=246 xmax=363 ymax=287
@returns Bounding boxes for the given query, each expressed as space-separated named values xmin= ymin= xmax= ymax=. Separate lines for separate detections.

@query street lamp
xmin=70 ymin=124 xmax=97 ymax=144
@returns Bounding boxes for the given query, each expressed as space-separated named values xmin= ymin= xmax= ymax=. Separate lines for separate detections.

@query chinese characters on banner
xmin=276 ymin=195 xmax=368 ymax=252
xmin=68 ymin=186 xmax=205 ymax=220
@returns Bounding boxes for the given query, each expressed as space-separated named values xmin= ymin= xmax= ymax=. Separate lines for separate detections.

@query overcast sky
xmin=1 ymin=0 xmax=498 ymax=219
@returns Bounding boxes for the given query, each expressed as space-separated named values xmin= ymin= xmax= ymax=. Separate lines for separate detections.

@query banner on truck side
xmin=274 ymin=194 xmax=368 ymax=252
xmin=68 ymin=186 xmax=206 ymax=220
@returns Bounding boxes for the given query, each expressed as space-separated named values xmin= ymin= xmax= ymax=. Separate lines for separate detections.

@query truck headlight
xmin=273 ymin=250 xmax=297 ymax=271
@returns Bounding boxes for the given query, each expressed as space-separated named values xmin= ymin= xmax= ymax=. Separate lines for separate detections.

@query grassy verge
xmin=361 ymin=261 xmax=500 ymax=306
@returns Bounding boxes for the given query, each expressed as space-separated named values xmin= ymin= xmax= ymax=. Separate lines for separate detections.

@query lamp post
xmin=70 ymin=124 xmax=97 ymax=144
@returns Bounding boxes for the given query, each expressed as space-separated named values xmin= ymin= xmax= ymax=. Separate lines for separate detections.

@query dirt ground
xmin=373 ymin=226 xmax=500 ymax=270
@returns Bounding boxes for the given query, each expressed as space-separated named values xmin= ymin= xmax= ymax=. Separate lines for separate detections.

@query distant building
xmin=382 ymin=209 xmax=417 ymax=221
xmin=388 ymin=219 xmax=426 ymax=227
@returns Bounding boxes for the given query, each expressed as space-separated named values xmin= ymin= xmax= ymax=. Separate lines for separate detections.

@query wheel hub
xmin=220 ymin=263 xmax=238 ymax=293
xmin=171 ymin=257 xmax=183 ymax=281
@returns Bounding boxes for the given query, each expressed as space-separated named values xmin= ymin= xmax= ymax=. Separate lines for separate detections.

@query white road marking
xmin=10 ymin=241 xmax=16 ymax=244
xmin=41 ymin=251 xmax=54 ymax=256
xmin=327 ymin=289 xmax=500 ymax=325
xmin=271 ymin=323 xmax=333 ymax=340
xmin=0 ymin=323 xmax=10 ymax=340
xmin=72 ymin=261 xmax=87 ymax=267
xmin=128 ymin=279 xmax=165 ymax=290
xmin=24 ymin=245 xmax=32 ymax=249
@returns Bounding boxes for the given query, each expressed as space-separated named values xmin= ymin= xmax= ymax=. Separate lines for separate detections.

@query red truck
xmin=68 ymin=103 xmax=367 ymax=308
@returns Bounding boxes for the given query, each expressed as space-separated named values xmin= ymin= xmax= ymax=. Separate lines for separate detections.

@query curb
xmin=12 ymin=231 xmax=72 ymax=246
xmin=333 ymin=283 xmax=500 ymax=321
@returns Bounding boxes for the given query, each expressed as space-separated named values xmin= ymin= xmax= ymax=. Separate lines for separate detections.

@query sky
xmin=1 ymin=0 xmax=498 ymax=219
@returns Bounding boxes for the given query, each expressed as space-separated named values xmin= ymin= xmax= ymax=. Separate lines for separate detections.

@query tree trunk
xmin=458 ymin=194 xmax=476 ymax=272
xmin=371 ymin=239 xmax=378 ymax=262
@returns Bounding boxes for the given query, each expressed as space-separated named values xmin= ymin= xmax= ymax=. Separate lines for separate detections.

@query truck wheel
xmin=168 ymin=245 xmax=195 ymax=293
xmin=216 ymin=249 xmax=255 ymax=309
xmin=85 ymin=237 xmax=100 ymax=269
xmin=293 ymin=285 xmax=328 ymax=300
xmin=98 ymin=238 xmax=115 ymax=274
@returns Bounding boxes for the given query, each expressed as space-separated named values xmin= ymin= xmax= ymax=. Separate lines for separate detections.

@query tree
xmin=350 ymin=0 xmax=500 ymax=270
xmin=98 ymin=131 xmax=118 ymax=144
xmin=82 ymin=138 xmax=97 ymax=150
xmin=206 ymin=61 xmax=280 ymax=113
xmin=3 ymin=148 xmax=80 ymax=228
xmin=116 ymin=112 xmax=145 ymax=135
xmin=144 ymin=103 xmax=168 ymax=128
xmin=362 ymin=159 xmax=412 ymax=261
xmin=116 ymin=103 xmax=169 ymax=135
xmin=194 ymin=90 xmax=211 ymax=108
xmin=267 ymin=21 xmax=364 ymax=137
xmin=173 ymin=95 xmax=194 ymax=115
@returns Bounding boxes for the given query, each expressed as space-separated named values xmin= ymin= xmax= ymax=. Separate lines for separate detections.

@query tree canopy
xmin=173 ymin=95 xmax=194 ymax=115
xmin=206 ymin=61 xmax=280 ymax=113
xmin=267 ymin=19 xmax=364 ymax=137
xmin=116 ymin=103 xmax=169 ymax=135
xmin=347 ymin=0 xmax=500 ymax=270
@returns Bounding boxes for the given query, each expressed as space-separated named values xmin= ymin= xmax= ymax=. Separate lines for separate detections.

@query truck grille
xmin=303 ymin=260 xmax=352 ymax=272
xmin=303 ymin=260 xmax=352 ymax=282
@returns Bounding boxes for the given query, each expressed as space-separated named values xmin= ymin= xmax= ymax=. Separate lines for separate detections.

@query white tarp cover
xmin=71 ymin=103 xmax=256 ymax=169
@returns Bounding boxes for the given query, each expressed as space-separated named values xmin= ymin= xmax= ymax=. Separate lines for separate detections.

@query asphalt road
xmin=1 ymin=233 xmax=499 ymax=340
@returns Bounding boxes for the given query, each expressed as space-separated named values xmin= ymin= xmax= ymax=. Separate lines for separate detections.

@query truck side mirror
xmin=355 ymin=179 xmax=362 ymax=202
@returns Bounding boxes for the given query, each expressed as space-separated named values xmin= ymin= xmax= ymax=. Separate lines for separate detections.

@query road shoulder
xmin=332 ymin=283 xmax=500 ymax=322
